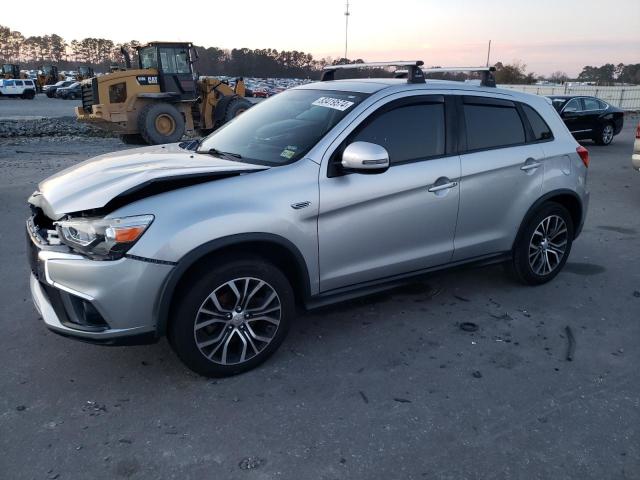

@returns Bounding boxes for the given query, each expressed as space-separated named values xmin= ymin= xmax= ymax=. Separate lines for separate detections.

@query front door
xmin=318 ymin=96 xmax=460 ymax=292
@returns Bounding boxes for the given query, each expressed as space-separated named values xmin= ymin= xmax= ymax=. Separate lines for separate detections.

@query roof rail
xmin=421 ymin=66 xmax=497 ymax=87
xmin=321 ymin=61 xmax=425 ymax=84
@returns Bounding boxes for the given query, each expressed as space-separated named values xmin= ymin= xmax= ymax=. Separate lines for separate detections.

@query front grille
xmin=81 ymin=77 xmax=98 ymax=112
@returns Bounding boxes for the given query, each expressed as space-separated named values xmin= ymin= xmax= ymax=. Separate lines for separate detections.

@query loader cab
xmin=137 ymin=42 xmax=196 ymax=101
xmin=41 ymin=65 xmax=59 ymax=84
xmin=78 ymin=66 xmax=94 ymax=80
xmin=2 ymin=64 xmax=20 ymax=79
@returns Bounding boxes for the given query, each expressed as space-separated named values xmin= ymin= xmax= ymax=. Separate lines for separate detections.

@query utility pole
xmin=344 ymin=1 xmax=350 ymax=60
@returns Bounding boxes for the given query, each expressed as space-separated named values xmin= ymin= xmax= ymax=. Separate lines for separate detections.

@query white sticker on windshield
xmin=312 ymin=97 xmax=355 ymax=111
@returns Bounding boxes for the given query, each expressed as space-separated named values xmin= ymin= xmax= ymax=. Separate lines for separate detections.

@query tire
xmin=510 ymin=202 xmax=574 ymax=285
xmin=138 ymin=103 xmax=185 ymax=145
xmin=223 ymin=97 xmax=252 ymax=123
xmin=593 ymin=122 xmax=614 ymax=146
xmin=119 ymin=133 xmax=147 ymax=145
xmin=21 ymin=89 xmax=35 ymax=99
xmin=168 ymin=256 xmax=294 ymax=377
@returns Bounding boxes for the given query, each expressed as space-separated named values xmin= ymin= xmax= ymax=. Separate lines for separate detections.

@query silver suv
xmin=26 ymin=63 xmax=590 ymax=377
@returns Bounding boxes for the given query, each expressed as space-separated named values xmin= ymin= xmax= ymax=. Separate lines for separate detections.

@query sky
xmin=3 ymin=0 xmax=639 ymax=76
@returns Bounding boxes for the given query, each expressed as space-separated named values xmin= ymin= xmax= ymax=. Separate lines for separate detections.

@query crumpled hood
xmin=29 ymin=142 xmax=267 ymax=219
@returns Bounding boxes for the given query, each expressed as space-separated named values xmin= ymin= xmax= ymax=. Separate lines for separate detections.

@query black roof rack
xmin=321 ymin=61 xmax=425 ymax=84
xmin=321 ymin=62 xmax=497 ymax=87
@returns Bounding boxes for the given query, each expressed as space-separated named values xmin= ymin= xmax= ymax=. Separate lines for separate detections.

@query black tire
xmin=223 ymin=97 xmax=252 ymax=123
xmin=46 ymin=91 xmax=54 ymax=98
xmin=510 ymin=202 xmax=574 ymax=285
xmin=168 ymin=256 xmax=294 ymax=377
xmin=593 ymin=122 xmax=614 ymax=146
xmin=119 ymin=133 xmax=147 ymax=145
xmin=21 ymin=89 xmax=35 ymax=99
xmin=138 ymin=103 xmax=185 ymax=145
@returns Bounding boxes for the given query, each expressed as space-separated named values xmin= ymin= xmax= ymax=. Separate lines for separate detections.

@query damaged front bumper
xmin=27 ymin=222 xmax=174 ymax=345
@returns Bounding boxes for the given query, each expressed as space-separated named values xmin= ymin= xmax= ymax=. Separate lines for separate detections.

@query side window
xmin=15 ymin=80 xmax=23 ymax=86
xmin=583 ymin=98 xmax=601 ymax=111
xmin=564 ymin=98 xmax=582 ymax=112
xmin=463 ymin=102 xmax=525 ymax=150
xmin=351 ymin=102 xmax=445 ymax=164
xmin=522 ymin=104 xmax=553 ymax=141
xmin=597 ymin=100 xmax=608 ymax=110
xmin=5 ymin=80 xmax=14 ymax=86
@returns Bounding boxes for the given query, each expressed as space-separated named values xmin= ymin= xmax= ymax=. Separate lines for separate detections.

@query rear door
xmin=452 ymin=95 xmax=545 ymax=260
xmin=318 ymin=94 xmax=461 ymax=292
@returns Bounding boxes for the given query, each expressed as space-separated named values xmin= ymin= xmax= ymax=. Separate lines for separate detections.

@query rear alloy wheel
xmin=169 ymin=258 xmax=294 ymax=377
xmin=594 ymin=123 xmax=614 ymax=146
xmin=511 ymin=203 xmax=574 ymax=285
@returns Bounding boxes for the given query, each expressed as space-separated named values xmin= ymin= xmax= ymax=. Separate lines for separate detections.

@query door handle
xmin=428 ymin=181 xmax=458 ymax=193
xmin=521 ymin=158 xmax=541 ymax=171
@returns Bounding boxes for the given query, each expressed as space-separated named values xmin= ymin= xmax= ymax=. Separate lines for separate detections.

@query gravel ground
xmin=0 ymin=120 xmax=639 ymax=479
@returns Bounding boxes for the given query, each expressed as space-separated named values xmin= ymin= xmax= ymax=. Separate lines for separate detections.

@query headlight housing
xmin=55 ymin=215 xmax=154 ymax=259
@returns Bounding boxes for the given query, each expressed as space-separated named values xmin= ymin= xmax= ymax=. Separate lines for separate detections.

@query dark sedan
xmin=55 ymin=81 xmax=81 ymax=100
xmin=548 ymin=95 xmax=624 ymax=146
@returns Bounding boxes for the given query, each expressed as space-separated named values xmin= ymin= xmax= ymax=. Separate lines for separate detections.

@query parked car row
xmin=43 ymin=80 xmax=81 ymax=99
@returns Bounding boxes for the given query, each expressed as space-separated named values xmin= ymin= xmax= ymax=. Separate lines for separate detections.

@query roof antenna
xmin=486 ymin=40 xmax=492 ymax=67
xmin=344 ymin=1 xmax=350 ymax=60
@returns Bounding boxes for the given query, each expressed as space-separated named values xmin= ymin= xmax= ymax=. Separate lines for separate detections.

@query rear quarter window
xmin=522 ymin=104 xmax=553 ymax=141
xmin=463 ymin=102 xmax=525 ymax=151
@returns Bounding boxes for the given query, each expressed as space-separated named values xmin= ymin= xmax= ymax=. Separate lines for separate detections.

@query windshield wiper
xmin=196 ymin=147 xmax=243 ymax=160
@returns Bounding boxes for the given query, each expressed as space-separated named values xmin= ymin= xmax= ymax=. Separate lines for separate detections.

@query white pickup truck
xmin=0 ymin=78 xmax=37 ymax=99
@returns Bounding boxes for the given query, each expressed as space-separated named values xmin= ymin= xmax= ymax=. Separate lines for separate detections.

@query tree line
xmin=1 ymin=24 xmax=638 ymax=84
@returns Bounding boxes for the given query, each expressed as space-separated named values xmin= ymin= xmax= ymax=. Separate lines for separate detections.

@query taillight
xmin=576 ymin=146 xmax=589 ymax=168
xmin=636 ymin=123 xmax=640 ymax=139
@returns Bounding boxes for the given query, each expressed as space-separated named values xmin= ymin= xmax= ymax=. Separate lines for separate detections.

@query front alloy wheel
xmin=194 ymin=277 xmax=282 ymax=365
xmin=169 ymin=257 xmax=294 ymax=377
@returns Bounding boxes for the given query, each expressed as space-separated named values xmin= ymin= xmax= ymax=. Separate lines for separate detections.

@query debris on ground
xmin=459 ymin=322 xmax=479 ymax=332
xmin=359 ymin=391 xmax=369 ymax=404
xmin=633 ymin=290 xmax=640 ymax=298
xmin=453 ymin=295 xmax=470 ymax=302
xmin=393 ymin=397 xmax=412 ymax=403
xmin=238 ymin=457 xmax=266 ymax=470
xmin=565 ymin=326 xmax=576 ymax=361
xmin=472 ymin=370 xmax=483 ymax=378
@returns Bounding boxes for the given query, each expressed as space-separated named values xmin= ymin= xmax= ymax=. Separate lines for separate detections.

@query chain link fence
xmin=498 ymin=84 xmax=640 ymax=111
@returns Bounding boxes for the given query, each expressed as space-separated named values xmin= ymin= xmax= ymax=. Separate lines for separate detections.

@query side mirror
xmin=341 ymin=141 xmax=390 ymax=174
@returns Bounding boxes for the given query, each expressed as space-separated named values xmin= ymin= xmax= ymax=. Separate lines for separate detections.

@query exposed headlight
xmin=55 ymin=215 xmax=154 ymax=259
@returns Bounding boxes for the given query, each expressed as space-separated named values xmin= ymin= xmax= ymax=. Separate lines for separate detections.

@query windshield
xmin=198 ymin=89 xmax=368 ymax=165
xmin=550 ymin=97 xmax=568 ymax=112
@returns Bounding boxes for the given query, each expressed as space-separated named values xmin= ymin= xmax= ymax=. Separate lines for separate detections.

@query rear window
xmin=583 ymin=97 xmax=603 ymax=111
xmin=522 ymin=104 xmax=553 ymax=141
xmin=464 ymin=103 xmax=525 ymax=151
xmin=352 ymin=103 xmax=445 ymax=164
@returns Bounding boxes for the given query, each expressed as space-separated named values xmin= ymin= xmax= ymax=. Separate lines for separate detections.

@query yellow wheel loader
xmin=76 ymin=42 xmax=252 ymax=145
xmin=37 ymin=65 xmax=63 ymax=92
xmin=1 ymin=64 xmax=26 ymax=79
